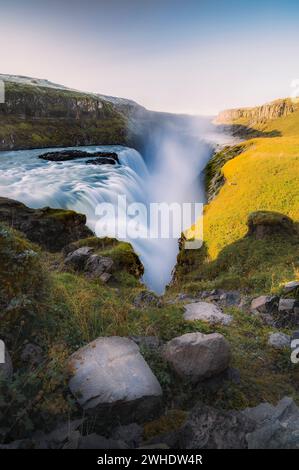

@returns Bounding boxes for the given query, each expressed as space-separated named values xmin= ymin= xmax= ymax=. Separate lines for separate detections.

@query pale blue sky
xmin=1 ymin=0 xmax=299 ymax=114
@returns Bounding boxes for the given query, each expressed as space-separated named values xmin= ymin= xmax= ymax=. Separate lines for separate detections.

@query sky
xmin=1 ymin=0 xmax=299 ymax=115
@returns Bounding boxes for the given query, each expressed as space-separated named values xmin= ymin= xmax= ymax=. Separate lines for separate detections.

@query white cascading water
xmin=0 ymin=117 xmax=229 ymax=293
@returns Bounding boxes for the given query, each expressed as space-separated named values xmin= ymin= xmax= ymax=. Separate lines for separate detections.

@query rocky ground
xmin=0 ymin=197 xmax=299 ymax=449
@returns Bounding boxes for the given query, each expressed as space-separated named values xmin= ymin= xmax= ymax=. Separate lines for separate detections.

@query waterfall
xmin=0 ymin=116 xmax=223 ymax=293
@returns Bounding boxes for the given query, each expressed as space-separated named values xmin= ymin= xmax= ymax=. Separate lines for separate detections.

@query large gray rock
xmin=68 ymin=337 xmax=162 ymax=424
xmin=183 ymin=302 xmax=232 ymax=326
xmin=243 ymin=397 xmax=299 ymax=449
xmin=162 ymin=333 xmax=231 ymax=383
xmin=268 ymin=332 xmax=290 ymax=349
xmin=179 ymin=403 xmax=255 ymax=449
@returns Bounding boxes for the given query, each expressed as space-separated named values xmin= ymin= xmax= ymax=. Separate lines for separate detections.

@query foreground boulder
xmin=0 ymin=197 xmax=92 ymax=251
xmin=162 ymin=333 xmax=231 ymax=383
xmin=68 ymin=337 xmax=162 ymax=424
xmin=183 ymin=301 xmax=232 ymax=326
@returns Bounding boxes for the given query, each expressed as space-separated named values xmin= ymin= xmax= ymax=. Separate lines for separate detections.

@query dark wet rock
xmin=0 ymin=197 xmax=92 ymax=252
xmin=67 ymin=337 xmax=162 ymax=425
xmin=86 ymin=156 xmax=119 ymax=165
xmin=179 ymin=403 xmax=255 ymax=449
xmin=133 ymin=290 xmax=162 ymax=309
xmin=162 ymin=332 xmax=231 ymax=383
xmin=39 ymin=150 xmax=119 ymax=164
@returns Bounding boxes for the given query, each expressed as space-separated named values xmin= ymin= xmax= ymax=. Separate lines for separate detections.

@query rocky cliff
xmin=216 ymin=98 xmax=296 ymax=125
xmin=0 ymin=75 xmax=147 ymax=151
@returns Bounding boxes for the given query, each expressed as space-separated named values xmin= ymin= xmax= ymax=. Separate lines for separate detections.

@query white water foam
xmin=0 ymin=118 xmax=227 ymax=293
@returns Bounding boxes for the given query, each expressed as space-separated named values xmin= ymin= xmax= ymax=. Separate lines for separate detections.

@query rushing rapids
xmin=0 ymin=117 xmax=230 ymax=292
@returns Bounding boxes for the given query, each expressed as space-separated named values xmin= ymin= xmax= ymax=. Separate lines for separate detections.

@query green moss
xmin=0 ymin=223 xmax=43 ymax=314
xmin=65 ymin=236 xmax=119 ymax=252
xmin=41 ymin=207 xmax=82 ymax=221
xmin=0 ymin=223 xmax=47 ymax=337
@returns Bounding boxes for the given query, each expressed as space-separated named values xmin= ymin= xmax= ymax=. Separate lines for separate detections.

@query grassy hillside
xmin=182 ymin=99 xmax=299 ymax=293
xmin=2 ymin=223 xmax=299 ymax=441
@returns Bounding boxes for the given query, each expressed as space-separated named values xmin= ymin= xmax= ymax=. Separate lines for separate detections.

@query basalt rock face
xmin=0 ymin=77 xmax=141 ymax=151
xmin=0 ymin=197 xmax=92 ymax=251
xmin=216 ymin=98 xmax=296 ymax=125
